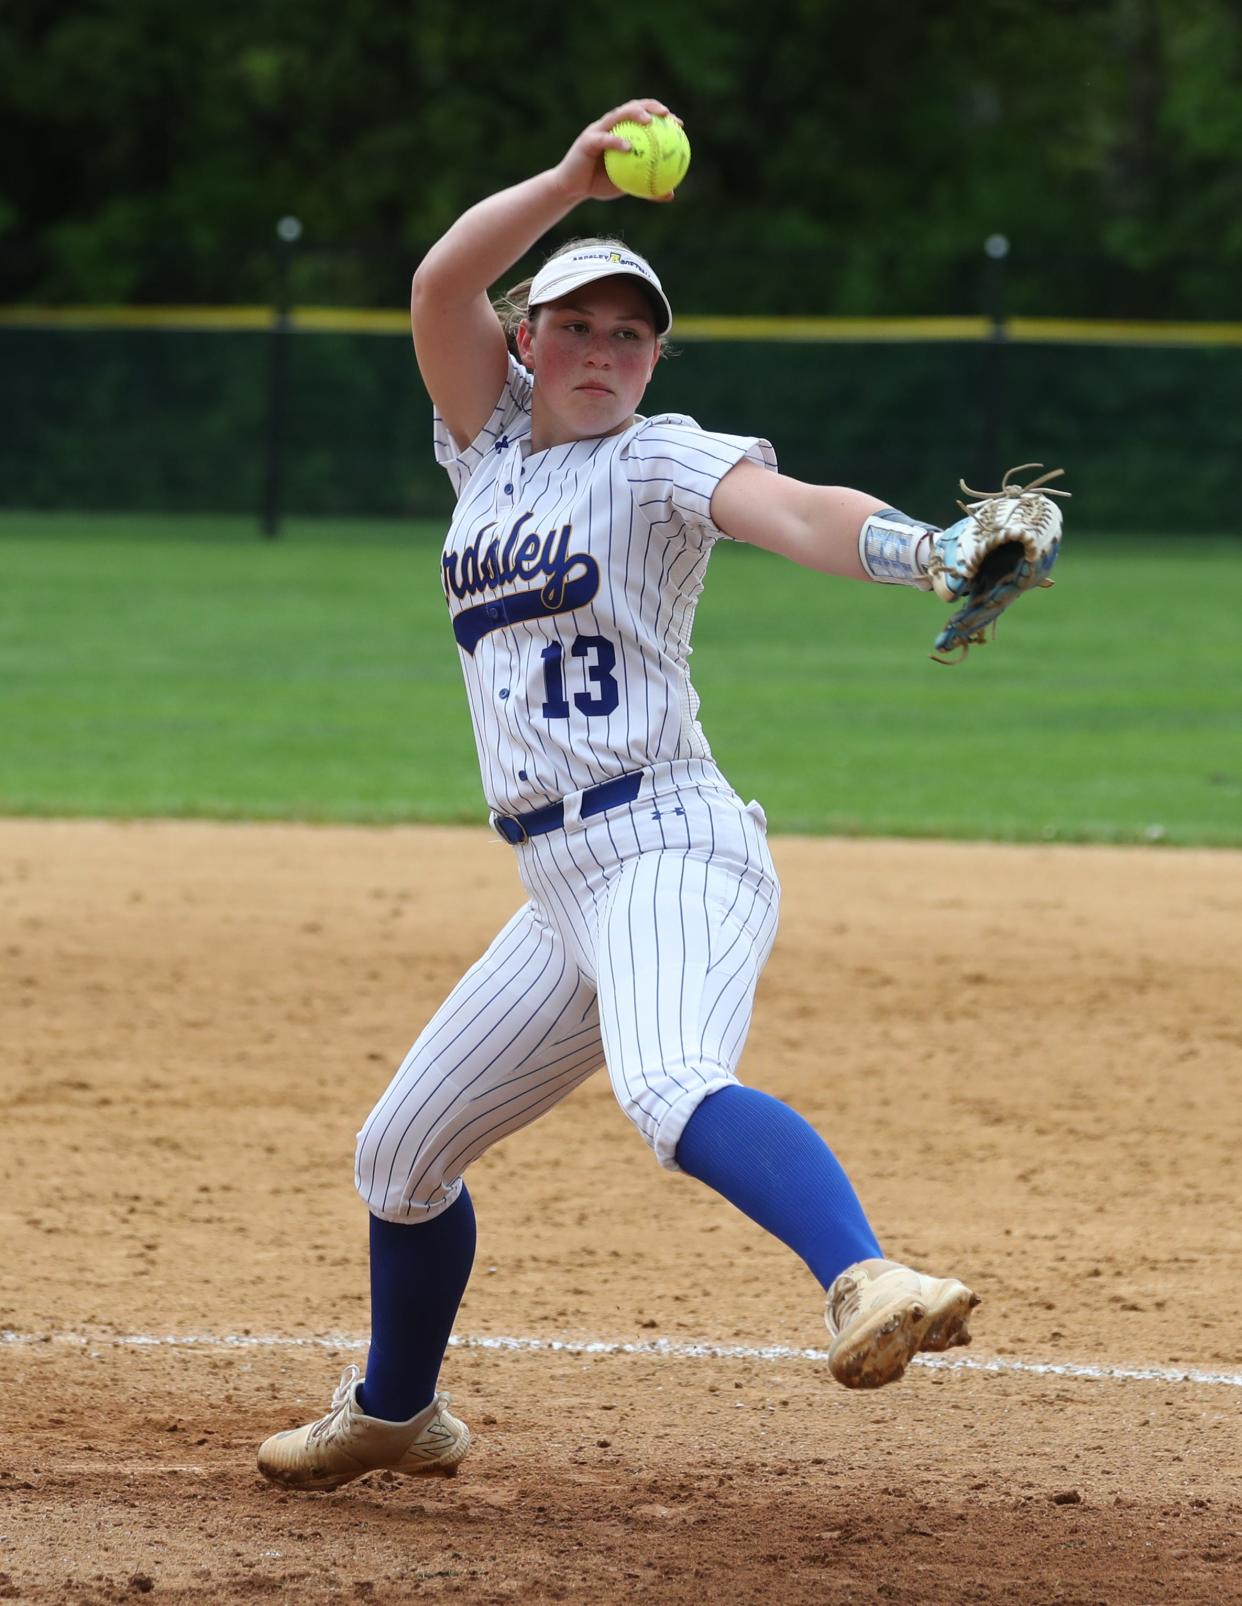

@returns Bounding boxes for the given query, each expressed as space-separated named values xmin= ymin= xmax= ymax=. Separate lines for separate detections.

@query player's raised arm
xmin=411 ymin=99 xmax=675 ymax=452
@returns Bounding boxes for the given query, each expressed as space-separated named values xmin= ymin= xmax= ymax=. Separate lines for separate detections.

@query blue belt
xmin=492 ymin=772 xmax=643 ymax=845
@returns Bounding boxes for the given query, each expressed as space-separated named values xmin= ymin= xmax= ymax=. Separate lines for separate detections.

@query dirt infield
xmin=2 ymin=819 xmax=1240 ymax=1604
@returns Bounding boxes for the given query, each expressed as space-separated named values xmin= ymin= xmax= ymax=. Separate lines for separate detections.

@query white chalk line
xmin=3 ymin=1328 xmax=1239 ymax=1389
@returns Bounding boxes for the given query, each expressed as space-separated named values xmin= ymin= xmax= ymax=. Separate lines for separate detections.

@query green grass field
xmin=2 ymin=512 xmax=1239 ymax=845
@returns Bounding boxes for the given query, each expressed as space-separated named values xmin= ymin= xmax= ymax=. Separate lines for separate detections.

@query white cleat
xmin=257 ymin=1364 xmax=471 ymax=1491
xmin=825 ymin=1258 xmax=980 ymax=1390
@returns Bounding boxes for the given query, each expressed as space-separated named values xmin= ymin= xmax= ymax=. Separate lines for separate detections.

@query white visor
xmin=527 ymin=245 xmax=672 ymax=335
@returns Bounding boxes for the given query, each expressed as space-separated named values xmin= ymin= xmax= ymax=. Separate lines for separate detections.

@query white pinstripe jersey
xmin=434 ymin=355 xmax=777 ymax=817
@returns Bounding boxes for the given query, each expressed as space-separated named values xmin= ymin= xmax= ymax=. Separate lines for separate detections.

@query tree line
xmin=3 ymin=0 xmax=1240 ymax=318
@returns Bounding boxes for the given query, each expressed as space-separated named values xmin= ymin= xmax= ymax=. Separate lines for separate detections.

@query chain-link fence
xmin=3 ymin=309 xmax=1239 ymax=532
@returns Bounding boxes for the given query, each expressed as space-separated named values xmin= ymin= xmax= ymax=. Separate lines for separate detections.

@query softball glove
xmin=927 ymin=464 xmax=1069 ymax=663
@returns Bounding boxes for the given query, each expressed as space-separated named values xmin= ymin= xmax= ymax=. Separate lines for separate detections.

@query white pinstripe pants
xmin=355 ymin=775 xmax=781 ymax=1222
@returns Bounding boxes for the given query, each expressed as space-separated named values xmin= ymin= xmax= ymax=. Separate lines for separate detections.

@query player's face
xmin=518 ymin=278 xmax=661 ymax=449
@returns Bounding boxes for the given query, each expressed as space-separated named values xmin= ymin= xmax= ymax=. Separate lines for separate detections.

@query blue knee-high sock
xmin=358 ymin=1186 xmax=476 ymax=1423
xmin=674 ymin=1085 xmax=882 ymax=1289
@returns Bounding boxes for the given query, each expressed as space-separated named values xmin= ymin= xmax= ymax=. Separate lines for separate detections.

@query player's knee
xmin=353 ymin=1110 xmax=461 ymax=1222
xmin=612 ymin=1079 xmax=662 ymax=1152
xmin=610 ymin=1061 xmax=737 ymax=1172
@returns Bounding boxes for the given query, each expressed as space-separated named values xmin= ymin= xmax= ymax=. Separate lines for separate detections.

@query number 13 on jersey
xmin=540 ymin=635 xmax=619 ymax=719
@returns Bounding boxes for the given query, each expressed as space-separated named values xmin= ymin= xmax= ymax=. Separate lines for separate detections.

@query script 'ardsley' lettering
xmin=443 ymin=512 xmax=602 ymax=655
xmin=443 ymin=513 xmax=591 ymax=610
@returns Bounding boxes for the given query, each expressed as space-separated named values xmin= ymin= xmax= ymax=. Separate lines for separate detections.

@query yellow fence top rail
xmin=2 ymin=305 xmax=1242 ymax=347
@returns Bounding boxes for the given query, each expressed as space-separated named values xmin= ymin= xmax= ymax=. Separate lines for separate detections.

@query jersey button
xmin=499 ymin=688 xmax=510 ymax=700
xmin=518 ymin=770 xmax=528 ymax=781
xmin=502 ymin=482 xmax=514 ymax=495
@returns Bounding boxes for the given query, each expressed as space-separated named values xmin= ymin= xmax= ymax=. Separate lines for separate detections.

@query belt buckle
xmin=494 ymin=815 xmax=528 ymax=845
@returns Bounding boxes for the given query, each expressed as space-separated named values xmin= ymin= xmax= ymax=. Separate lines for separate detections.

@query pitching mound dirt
xmin=2 ymin=821 xmax=1239 ymax=1603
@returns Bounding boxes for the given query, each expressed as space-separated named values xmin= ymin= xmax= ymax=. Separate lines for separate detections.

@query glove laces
xmin=956 ymin=463 xmax=1070 ymax=518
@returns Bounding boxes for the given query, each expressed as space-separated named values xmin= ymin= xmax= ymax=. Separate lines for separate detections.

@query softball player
xmin=258 ymin=98 xmax=996 ymax=1491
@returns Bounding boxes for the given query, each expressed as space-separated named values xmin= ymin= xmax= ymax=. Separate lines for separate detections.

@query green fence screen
xmin=3 ymin=323 xmax=1239 ymax=531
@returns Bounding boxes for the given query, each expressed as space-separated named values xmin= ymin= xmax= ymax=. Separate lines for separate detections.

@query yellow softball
xmin=604 ymin=115 xmax=691 ymax=199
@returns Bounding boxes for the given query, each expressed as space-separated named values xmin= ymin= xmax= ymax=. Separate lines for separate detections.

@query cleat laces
xmin=307 ymin=1364 xmax=362 ymax=1447
xmin=827 ymin=1269 xmax=864 ymax=1335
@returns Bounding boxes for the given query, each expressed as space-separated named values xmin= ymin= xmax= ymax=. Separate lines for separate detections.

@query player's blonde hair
xmin=493 ymin=237 xmax=670 ymax=357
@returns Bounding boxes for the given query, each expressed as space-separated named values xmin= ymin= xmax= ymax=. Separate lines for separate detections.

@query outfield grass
xmin=2 ymin=512 xmax=1239 ymax=845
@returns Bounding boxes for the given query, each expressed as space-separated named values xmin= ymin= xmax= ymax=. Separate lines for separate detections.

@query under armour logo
xmin=651 ymin=807 xmax=686 ymax=820
xmin=493 ymin=435 xmax=511 ymax=453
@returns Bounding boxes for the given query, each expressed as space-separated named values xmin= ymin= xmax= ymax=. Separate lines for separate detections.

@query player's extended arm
xmin=713 ymin=458 xmax=1068 ymax=661
xmin=711 ymin=461 xmax=921 ymax=583
xmin=411 ymin=98 xmax=674 ymax=452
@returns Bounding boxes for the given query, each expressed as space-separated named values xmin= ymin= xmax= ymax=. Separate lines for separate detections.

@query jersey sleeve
xmin=432 ymin=354 xmax=533 ymax=499
xmin=623 ymin=417 xmax=778 ymax=543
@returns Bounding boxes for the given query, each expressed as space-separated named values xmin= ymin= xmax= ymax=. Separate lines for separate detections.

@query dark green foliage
xmin=2 ymin=1 xmax=1241 ymax=316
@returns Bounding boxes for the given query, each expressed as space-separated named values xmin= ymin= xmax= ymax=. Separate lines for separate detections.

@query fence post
xmin=982 ymin=233 xmax=1009 ymax=485
xmin=261 ymin=215 xmax=302 ymax=538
